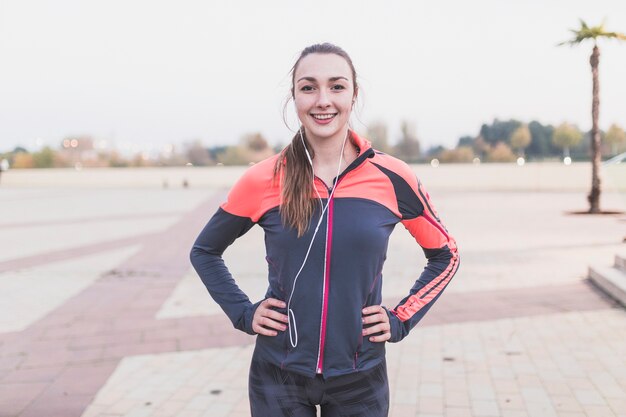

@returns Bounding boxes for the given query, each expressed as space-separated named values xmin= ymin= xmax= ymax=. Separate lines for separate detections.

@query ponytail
xmin=273 ymin=129 xmax=317 ymax=237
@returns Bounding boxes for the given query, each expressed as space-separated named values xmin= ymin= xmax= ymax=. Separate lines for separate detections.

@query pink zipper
xmin=315 ymin=182 xmax=336 ymax=374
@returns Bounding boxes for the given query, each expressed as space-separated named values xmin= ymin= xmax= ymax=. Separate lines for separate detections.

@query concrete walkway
xmin=0 ymin=176 xmax=625 ymax=417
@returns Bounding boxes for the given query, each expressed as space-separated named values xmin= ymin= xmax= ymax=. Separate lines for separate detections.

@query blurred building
xmin=59 ymin=136 xmax=102 ymax=167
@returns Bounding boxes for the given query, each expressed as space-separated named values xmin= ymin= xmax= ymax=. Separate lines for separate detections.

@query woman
xmin=190 ymin=43 xmax=459 ymax=417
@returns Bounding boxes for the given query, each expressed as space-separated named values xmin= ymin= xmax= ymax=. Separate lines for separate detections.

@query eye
xmin=331 ymin=84 xmax=346 ymax=90
xmin=300 ymin=85 xmax=314 ymax=92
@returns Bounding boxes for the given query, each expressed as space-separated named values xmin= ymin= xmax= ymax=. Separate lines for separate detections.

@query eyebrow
xmin=297 ymin=76 xmax=349 ymax=83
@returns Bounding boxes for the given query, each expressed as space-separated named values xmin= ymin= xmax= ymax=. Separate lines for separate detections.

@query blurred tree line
xmin=0 ymin=133 xmax=277 ymax=169
xmin=367 ymin=118 xmax=625 ymax=163
xmin=434 ymin=118 xmax=625 ymax=163
xmin=2 ymin=119 xmax=624 ymax=169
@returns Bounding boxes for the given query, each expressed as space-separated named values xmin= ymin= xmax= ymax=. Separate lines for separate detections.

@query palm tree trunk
xmin=588 ymin=45 xmax=601 ymax=213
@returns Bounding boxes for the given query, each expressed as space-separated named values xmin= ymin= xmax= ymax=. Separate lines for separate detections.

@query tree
xmin=13 ymin=146 xmax=28 ymax=154
xmin=559 ymin=19 xmax=626 ymax=213
xmin=12 ymin=152 xmax=34 ymax=169
xmin=242 ymin=132 xmax=269 ymax=152
xmin=185 ymin=140 xmax=213 ymax=166
xmin=108 ymin=151 xmax=129 ymax=167
xmin=426 ymin=145 xmax=445 ymax=157
xmin=366 ymin=121 xmax=391 ymax=154
xmin=510 ymin=125 xmax=532 ymax=157
xmin=240 ymin=132 xmax=274 ymax=163
xmin=457 ymin=136 xmax=474 ymax=148
xmin=479 ymin=119 xmax=522 ymax=146
xmin=216 ymin=146 xmax=248 ymax=165
xmin=393 ymin=120 xmax=420 ymax=163
xmin=486 ymin=142 xmax=516 ymax=162
xmin=604 ymin=124 xmax=626 ymax=156
xmin=472 ymin=136 xmax=490 ymax=161
xmin=438 ymin=146 xmax=474 ymax=163
xmin=32 ymin=147 xmax=55 ymax=168
xmin=552 ymin=123 xmax=583 ymax=158
xmin=527 ymin=121 xmax=557 ymax=159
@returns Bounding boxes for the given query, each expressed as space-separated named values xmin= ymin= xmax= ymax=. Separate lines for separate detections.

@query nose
xmin=316 ymin=89 xmax=331 ymax=109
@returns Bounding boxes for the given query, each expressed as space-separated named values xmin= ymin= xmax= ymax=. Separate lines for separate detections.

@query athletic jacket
xmin=190 ymin=131 xmax=459 ymax=378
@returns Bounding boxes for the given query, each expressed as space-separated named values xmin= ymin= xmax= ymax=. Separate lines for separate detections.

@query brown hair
xmin=274 ymin=43 xmax=358 ymax=237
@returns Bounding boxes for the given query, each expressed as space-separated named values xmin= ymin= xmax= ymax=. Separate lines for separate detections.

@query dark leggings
xmin=248 ymin=359 xmax=389 ymax=417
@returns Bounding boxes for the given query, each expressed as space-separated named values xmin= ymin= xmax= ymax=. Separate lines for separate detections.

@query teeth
xmin=312 ymin=114 xmax=335 ymax=120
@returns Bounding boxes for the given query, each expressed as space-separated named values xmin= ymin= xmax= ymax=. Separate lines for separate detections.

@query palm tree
xmin=559 ymin=20 xmax=626 ymax=213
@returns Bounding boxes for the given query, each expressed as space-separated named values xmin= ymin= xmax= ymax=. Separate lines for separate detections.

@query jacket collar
xmin=333 ymin=130 xmax=374 ymax=182
xmin=349 ymin=130 xmax=373 ymax=157
xmin=279 ymin=130 xmax=375 ymax=168
xmin=347 ymin=130 xmax=375 ymax=164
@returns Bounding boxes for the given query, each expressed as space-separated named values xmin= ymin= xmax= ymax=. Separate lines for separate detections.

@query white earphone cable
xmin=286 ymin=127 xmax=349 ymax=348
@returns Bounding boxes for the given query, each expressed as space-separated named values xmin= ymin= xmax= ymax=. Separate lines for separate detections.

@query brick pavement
xmin=0 ymin=191 xmax=248 ymax=417
xmin=77 ymin=308 xmax=626 ymax=417
xmin=0 ymin=186 xmax=624 ymax=417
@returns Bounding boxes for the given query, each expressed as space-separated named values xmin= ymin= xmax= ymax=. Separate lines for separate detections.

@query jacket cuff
xmin=384 ymin=307 xmax=404 ymax=343
xmin=239 ymin=299 xmax=265 ymax=335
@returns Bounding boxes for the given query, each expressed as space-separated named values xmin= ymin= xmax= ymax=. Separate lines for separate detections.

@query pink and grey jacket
xmin=190 ymin=132 xmax=459 ymax=378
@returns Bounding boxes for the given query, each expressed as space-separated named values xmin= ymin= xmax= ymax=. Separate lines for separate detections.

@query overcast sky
xmin=1 ymin=0 xmax=625 ymax=153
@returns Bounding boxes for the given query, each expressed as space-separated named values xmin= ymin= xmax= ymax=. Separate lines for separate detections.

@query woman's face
xmin=293 ymin=53 xmax=356 ymax=143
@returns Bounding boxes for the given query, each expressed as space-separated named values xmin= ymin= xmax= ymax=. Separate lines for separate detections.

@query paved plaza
xmin=0 ymin=164 xmax=625 ymax=417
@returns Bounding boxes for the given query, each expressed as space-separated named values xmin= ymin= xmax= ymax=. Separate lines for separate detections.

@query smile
xmin=311 ymin=113 xmax=337 ymax=120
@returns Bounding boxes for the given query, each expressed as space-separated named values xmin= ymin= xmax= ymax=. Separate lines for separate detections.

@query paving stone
xmin=471 ymin=399 xmax=500 ymax=416
xmin=418 ymin=396 xmax=444 ymax=414
xmin=444 ymin=407 xmax=473 ymax=417
xmin=573 ymin=388 xmax=606 ymax=406
xmin=500 ymin=411 xmax=529 ymax=417
xmin=551 ymin=395 xmax=584 ymax=413
xmin=444 ymin=391 xmax=471 ymax=408
xmin=581 ymin=404 xmax=618 ymax=417
xmin=498 ymin=393 xmax=525 ymax=410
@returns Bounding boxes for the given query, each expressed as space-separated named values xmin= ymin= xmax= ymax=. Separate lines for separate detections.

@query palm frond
xmin=559 ymin=19 xmax=626 ymax=46
xmin=579 ymin=19 xmax=589 ymax=31
xmin=604 ymin=31 xmax=626 ymax=41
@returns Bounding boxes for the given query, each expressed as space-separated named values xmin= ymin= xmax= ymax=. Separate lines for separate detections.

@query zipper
xmin=309 ymin=146 xmax=372 ymax=373
xmin=316 ymin=191 xmax=333 ymax=373
xmin=314 ymin=179 xmax=338 ymax=374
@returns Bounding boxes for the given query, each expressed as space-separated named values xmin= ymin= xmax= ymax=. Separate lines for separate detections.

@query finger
xmin=362 ymin=305 xmax=387 ymax=316
xmin=361 ymin=312 xmax=386 ymax=325
xmin=369 ymin=332 xmax=391 ymax=343
xmin=363 ymin=305 xmax=385 ymax=314
xmin=260 ymin=316 xmax=287 ymax=331
xmin=264 ymin=298 xmax=287 ymax=309
xmin=263 ymin=309 xmax=289 ymax=323
xmin=252 ymin=323 xmax=278 ymax=337
xmin=362 ymin=322 xmax=390 ymax=336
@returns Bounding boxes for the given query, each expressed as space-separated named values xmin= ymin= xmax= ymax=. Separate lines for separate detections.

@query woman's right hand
xmin=252 ymin=298 xmax=289 ymax=336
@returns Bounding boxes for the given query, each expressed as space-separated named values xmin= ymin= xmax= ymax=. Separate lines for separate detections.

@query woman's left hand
xmin=361 ymin=305 xmax=391 ymax=343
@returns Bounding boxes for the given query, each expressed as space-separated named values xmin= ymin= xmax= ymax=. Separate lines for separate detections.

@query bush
xmin=32 ymin=147 xmax=55 ymax=168
xmin=12 ymin=152 xmax=34 ymax=168
xmin=487 ymin=142 xmax=516 ymax=162
xmin=438 ymin=146 xmax=475 ymax=163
